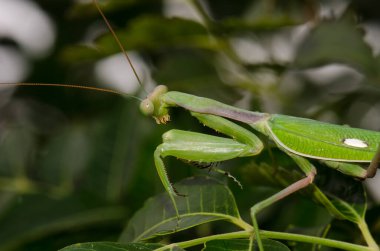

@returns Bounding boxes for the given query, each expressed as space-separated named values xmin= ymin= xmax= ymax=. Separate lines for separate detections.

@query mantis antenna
xmin=1 ymin=0 xmax=147 ymax=101
xmin=0 ymin=83 xmax=142 ymax=101
xmin=92 ymin=0 xmax=147 ymax=94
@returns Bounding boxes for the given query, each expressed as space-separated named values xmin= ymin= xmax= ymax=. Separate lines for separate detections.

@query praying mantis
xmin=139 ymin=84 xmax=380 ymax=250
xmin=1 ymin=1 xmax=380 ymax=251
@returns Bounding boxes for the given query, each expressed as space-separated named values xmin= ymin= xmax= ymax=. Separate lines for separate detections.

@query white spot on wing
xmin=343 ymin=138 xmax=368 ymax=148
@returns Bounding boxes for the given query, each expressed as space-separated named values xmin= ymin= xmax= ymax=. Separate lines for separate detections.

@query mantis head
xmin=140 ymin=85 xmax=171 ymax=124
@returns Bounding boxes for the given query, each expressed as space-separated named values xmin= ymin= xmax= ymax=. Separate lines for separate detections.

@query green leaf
xmin=69 ymin=0 xmax=160 ymax=18
xmin=120 ymin=176 xmax=244 ymax=242
xmin=311 ymin=166 xmax=367 ymax=224
xmin=0 ymin=195 xmax=127 ymax=251
xmin=203 ymin=239 xmax=290 ymax=251
xmin=242 ymin=160 xmax=367 ymax=225
xmin=59 ymin=242 xmax=164 ymax=251
xmin=154 ymin=52 xmax=241 ymax=104
xmin=294 ymin=19 xmax=377 ymax=77
xmin=61 ymin=16 xmax=210 ymax=63
xmin=220 ymin=1 xmax=309 ymax=33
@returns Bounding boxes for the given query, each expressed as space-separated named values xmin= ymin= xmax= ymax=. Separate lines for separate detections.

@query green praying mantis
xmin=2 ymin=1 xmax=380 ymax=250
xmin=139 ymin=84 xmax=380 ymax=251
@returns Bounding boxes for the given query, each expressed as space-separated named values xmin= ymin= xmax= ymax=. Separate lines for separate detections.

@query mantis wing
xmin=267 ymin=114 xmax=380 ymax=162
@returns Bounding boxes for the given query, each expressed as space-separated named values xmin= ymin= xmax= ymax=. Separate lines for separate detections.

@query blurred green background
xmin=0 ymin=0 xmax=380 ymax=250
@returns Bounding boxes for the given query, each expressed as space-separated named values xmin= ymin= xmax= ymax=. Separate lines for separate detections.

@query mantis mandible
xmin=2 ymin=1 xmax=379 ymax=250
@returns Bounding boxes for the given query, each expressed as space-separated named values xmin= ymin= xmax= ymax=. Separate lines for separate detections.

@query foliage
xmin=0 ymin=0 xmax=380 ymax=250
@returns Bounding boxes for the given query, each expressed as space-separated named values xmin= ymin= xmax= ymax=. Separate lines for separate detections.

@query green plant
xmin=1 ymin=0 xmax=380 ymax=250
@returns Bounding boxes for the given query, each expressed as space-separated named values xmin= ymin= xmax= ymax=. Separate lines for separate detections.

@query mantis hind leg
xmin=322 ymin=145 xmax=380 ymax=179
xmin=250 ymin=153 xmax=316 ymax=251
xmin=366 ymin=144 xmax=380 ymax=178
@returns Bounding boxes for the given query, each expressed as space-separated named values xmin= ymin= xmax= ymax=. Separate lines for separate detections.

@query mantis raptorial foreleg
xmin=154 ymin=111 xmax=320 ymax=250
xmin=154 ymin=112 xmax=264 ymax=217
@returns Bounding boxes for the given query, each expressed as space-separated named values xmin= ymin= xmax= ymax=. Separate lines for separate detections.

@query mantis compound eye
xmin=140 ymin=99 xmax=154 ymax=116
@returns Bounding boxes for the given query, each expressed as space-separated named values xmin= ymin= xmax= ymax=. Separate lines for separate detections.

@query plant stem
xmin=154 ymin=231 xmax=248 ymax=251
xmin=229 ymin=217 xmax=252 ymax=231
xmin=358 ymin=219 xmax=379 ymax=251
xmin=154 ymin=230 xmax=374 ymax=251
xmin=261 ymin=230 xmax=374 ymax=251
